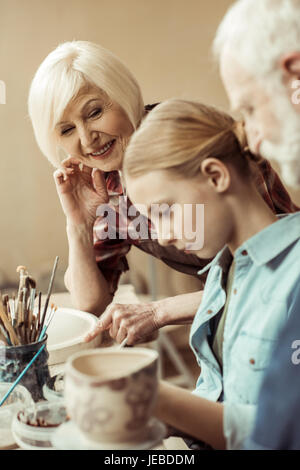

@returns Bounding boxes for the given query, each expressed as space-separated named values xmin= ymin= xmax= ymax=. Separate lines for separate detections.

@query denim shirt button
xmin=233 ymin=288 xmax=237 ymax=295
xmin=241 ymin=250 xmax=248 ymax=256
xmin=249 ymin=358 xmax=255 ymax=365
xmin=207 ymin=309 xmax=213 ymax=315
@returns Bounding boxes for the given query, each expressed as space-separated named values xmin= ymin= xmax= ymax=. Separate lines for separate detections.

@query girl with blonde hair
xmin=122 ymin=99 xmax=300 ymax=449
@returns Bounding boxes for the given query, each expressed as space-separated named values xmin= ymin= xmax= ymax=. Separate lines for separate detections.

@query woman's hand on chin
xmin=53 ymin=156 xmax=109 ymax=228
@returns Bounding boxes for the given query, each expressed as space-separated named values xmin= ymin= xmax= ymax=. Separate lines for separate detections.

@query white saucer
xmin=51 ymin=418 xmax=166 ymax=450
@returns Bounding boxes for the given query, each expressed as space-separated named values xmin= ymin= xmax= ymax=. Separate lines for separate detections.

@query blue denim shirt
xmin=189 ymin=213 xmax=300 ymax=446
xmin=245 ymin=282 xmax=300 ymax=450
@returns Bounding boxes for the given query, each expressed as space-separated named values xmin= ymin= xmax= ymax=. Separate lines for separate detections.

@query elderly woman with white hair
xmin=214 ymin=0 xmax=300 ymax=449
xmin=28 ymin=40 xmax=297 ymax=347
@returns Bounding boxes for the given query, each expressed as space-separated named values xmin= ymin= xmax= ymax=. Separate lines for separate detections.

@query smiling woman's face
xmin=55 ymin=84 xmax=134 ymax=171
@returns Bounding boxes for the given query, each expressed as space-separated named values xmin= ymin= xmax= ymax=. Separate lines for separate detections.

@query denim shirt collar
xmin=198 ymin=213 xmax=300 ymax=276
xmin=197 ymin=247 xmax=232 ymax=276
xmin=240 ymin=213 xmax=300 ymax=266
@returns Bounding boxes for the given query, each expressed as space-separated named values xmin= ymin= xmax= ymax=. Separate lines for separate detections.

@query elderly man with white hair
xmin=214 ymin=0 xmax=300 ymax=189
xmin=214 ymin=0 xmax=300 ymax=449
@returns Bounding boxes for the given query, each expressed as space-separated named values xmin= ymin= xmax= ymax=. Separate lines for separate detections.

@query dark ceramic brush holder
xmin=0 ymin=335 xmax=50 ymax=401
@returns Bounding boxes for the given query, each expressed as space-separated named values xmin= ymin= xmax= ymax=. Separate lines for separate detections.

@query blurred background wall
xmin=0 ymin=0 xmax=299 ymax=294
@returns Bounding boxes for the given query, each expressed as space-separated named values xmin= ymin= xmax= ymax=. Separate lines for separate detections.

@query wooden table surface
xmin=10 ymin=285 xmax=189 ymax=451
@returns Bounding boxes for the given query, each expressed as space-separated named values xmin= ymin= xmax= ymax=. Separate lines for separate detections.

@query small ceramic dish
xmin=0 ymin=383 xmax=33 ymax=449
xmin=12 ymin=400 xmax=68 ymax=450
xmin=52 ymin=417 xmax=166 ymax=450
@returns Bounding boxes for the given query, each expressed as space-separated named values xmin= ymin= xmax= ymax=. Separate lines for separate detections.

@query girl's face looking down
xmin=55 ymin=85 xmax=134 ymax=172
xmin=126 ymin=162 xmax=234 ymax=259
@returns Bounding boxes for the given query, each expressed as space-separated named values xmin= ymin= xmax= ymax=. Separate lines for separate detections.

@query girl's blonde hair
xmin=124 ymin=99 xmax=255 ymax=180
xmin=28 ymin=41 xmax=145 ymax=167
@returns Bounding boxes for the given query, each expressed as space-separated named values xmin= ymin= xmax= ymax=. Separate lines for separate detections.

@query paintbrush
xmin=38 ymin=304 xmax=57 ymax=341
xmin=22 ymin=287 xmax=28 ymax=342
xmin=0 ymin=319 xmax=11 ymax=346
xmin=2 ymin=295 xmax=9 ymax=320
xmin=0 ymin=296 xmax=20 ymax=346
xmin=0 ymin=328 xmax=8 ymax=345
xmin=16 ymin=266 xmax=28 ymax=289
xmin=37 ymin=292 xmax=41 ymax=330
xmin=10 ymin=294 xmax=16 ymax=327
xmin=32 ymin=293 xmax=42 ymax=343
xmin=37 ymin=257 xmax=59 ymax=339
xmin=5 ymin=298 xmax=12 ymax=324
xmin=27 ymin=276 xmax=36 ymax=290
xmin=28 ymin=288 xmax=36 ymax=342
xmin=15 ymin=266 xmax=28 ymax=318
xmin=30 ymin=315 xmax=37 ymax=343
xmin=8 ymin=295 xmax=19 ymax=342
xmin=16 ymin=290 xmax=24 ymax=342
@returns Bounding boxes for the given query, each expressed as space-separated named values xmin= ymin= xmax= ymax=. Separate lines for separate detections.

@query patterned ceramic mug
xmin=64 ymin=347 xmax=158 ymax=444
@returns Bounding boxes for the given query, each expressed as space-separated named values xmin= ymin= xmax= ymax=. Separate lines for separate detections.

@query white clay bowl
xmin=46 ymin=308 xmax=102 ymax=366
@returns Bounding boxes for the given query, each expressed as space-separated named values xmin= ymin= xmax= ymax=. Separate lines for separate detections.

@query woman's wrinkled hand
xmin=84 ymin=302 xmax=161 ymax=345
xmin=53 ymin=156 xmax=109 ymax=228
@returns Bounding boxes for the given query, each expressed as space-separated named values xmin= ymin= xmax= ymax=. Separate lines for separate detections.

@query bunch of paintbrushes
xmin=0 ymin=257 xmax=59 ymax=347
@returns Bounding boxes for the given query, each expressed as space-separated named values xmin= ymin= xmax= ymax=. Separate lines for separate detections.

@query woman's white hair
xmin=213 ymin=0 xmax=300 ymax=77
xmin=28 ymin=41 xmax=145 ymax=167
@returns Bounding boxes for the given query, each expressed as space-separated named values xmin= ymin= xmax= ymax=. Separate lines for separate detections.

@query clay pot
xmin=65 ymin=347 xmax=158 ymax=444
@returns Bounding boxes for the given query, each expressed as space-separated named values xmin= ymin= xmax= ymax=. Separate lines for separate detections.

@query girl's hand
xmin=53 ymin=157 xmax=109 ymax=228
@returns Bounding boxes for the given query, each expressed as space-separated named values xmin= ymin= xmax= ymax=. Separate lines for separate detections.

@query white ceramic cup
xmin=64 ymin=347 xmax=158 ymax=444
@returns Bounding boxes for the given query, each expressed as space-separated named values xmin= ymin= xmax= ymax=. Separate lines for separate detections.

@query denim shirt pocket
xmin=227 ymin=333 xmax=277 ymax=404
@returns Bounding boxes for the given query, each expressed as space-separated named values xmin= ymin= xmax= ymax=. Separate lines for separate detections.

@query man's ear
xmin=279 ymin=52 xmax=300 ymax=78
xmin=200 ymin=158 xmax=230 ymax=193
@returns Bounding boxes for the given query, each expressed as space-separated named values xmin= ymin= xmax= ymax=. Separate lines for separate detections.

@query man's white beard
xmin=260 ymin=90 xmax=300 ymax=188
